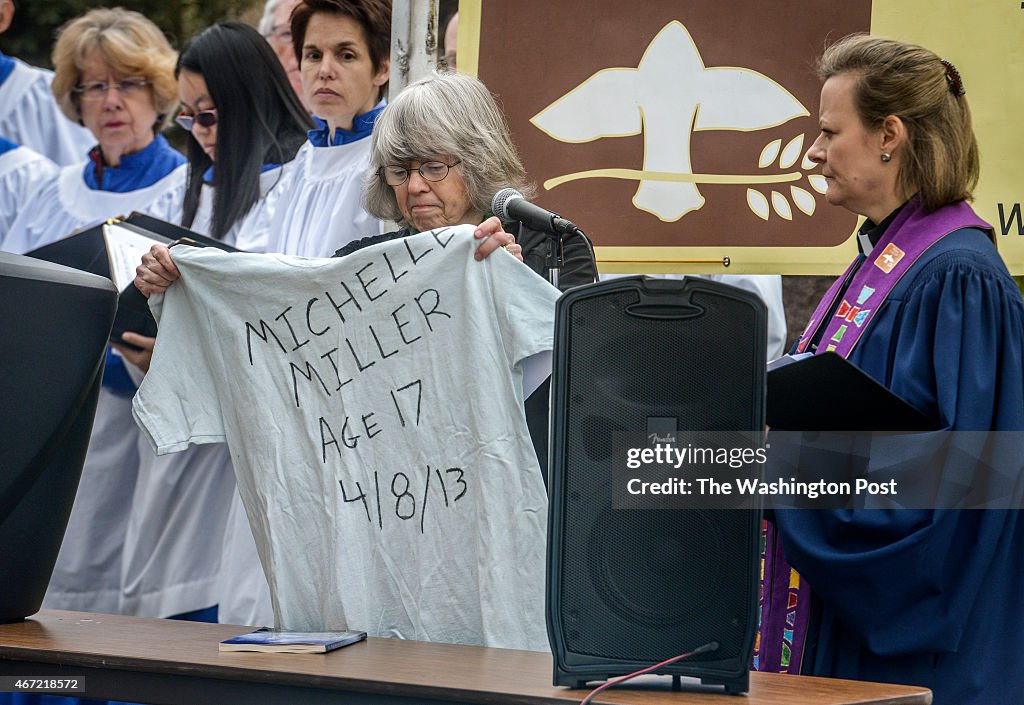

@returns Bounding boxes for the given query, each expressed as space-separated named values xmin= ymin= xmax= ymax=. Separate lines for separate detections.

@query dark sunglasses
xmin=175 ymin=109 xmax=218 ymax=131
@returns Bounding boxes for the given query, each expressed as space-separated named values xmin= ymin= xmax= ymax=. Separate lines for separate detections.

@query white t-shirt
xmin=264 ymin=139 xmax=384 ymax=257
xmin=0 ymin=58 xmax=95 ymax=166
xmin=134 ymin=227 xmax=558 ymax=650
xmin=0 ymin=145 xmax=58 ymax=239
xmin=120 ymin=164 xmax=296 ymax=618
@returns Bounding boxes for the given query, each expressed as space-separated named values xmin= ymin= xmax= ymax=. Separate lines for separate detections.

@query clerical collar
xmin=202 ymin=162 xmax=281 ymax=184
xmin=857 ymin=203 xmax=907 ymax=256
xmin=307 ymin=101 xmax=386 ymax=148
xmin=84 ymin=133 xmax=185 ymax=192
xmin=0 ymin=51 xmax=15 ymax=86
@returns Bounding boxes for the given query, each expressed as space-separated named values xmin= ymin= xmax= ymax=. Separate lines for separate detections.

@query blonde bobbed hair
xmin=51 ymin=7 xmax=178 ymax=132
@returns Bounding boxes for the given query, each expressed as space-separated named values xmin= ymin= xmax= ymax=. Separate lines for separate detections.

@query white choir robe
xmin=0 ymin=145 xmax=58 ymax=241
xmin=2 ymin=161 xmax=186 ymax=255
xmin=32 ymin=163 xmax=186 ymax=615
xmin=0 ymin=58 xmax=94 ymax=166
xmin=121 ymin=164 xmax=294 ymax=620
xmin=264 ymin=138 xmax=385 ymax=258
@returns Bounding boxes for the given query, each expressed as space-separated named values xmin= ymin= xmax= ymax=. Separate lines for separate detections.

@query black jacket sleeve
xmin=513 ymin=222 xmax=597 ymax=292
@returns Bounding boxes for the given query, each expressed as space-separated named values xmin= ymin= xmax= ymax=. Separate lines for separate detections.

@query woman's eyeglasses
xmin=73 ymin=77 xmax=150 ymax=102
xmin=265 ymin=24 xmax=292 ymax=47
xmin=175 ymin=109 xmax=218 ymax=132
xmin=378 ymin=160 xmax=461 ymax=186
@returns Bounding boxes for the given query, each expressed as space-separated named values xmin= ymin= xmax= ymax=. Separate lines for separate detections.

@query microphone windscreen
xmin=491 ymin=188 xmax=523 ymax=221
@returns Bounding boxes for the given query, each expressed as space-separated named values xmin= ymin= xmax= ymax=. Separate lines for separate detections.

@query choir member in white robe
xmin=0 ymin=137 xmax=57 ymax=240
xmin=2 ymin=8 xmax=187 ymax=620
xmin=263 ymin=0 xmax=392 ymax=258
xmin=220 ymin=0 xmax=393 ymax=625
xmin=112 ymin=22 xmax=310 ymax=625
xmin=0 ymin=1 xmax=94 ymax=164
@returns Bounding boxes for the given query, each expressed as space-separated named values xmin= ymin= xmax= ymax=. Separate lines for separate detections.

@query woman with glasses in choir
xmin=110 ymin=21 xmax=312 ymax=633
xmin=3 ymin=8 xmax=185 ymax=255
xmin=0 ymin=11 xmax=186 ymax=640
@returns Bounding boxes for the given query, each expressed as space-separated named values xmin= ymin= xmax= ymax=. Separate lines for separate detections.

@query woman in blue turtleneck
xmin=263 ymin=0 xmax=392 ymax=257
xmin=2 ymin=8 xmax=186 ymax=646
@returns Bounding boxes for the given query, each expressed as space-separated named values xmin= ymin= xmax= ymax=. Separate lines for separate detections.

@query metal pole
xmin=389 ymin=0 xmax=440 ymax=100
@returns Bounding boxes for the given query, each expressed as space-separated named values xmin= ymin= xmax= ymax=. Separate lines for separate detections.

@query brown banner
xmin=477 ymin=0 xmax=870 ymax=250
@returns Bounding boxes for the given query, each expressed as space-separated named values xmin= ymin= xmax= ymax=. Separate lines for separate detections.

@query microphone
xmin=491 ymin=188 xmax=583 ymax=237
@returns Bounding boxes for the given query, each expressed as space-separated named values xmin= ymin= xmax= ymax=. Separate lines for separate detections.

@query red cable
xmin=579 ymin=642 xmax=718 ymax=705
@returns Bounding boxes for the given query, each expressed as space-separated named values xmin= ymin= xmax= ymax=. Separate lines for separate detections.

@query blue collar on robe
xmin=307 ymin=101 xmax=385 ymax=147
xmin=202 ymin=161 xmax=281 ymax=184
xmin=83 ymin=133 xmax=186 ymax=192
xmin=0 ymin=50 xmax=14 ymax=86
xmin=0 ymin=135 xmax=17 ymax=156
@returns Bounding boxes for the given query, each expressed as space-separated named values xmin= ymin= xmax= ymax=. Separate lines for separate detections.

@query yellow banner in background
xmin=872 ymin=1 xmax=1024 ymax=271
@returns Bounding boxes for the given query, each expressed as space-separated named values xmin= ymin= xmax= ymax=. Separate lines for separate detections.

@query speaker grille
xmin=551 ymin=280 xmax=764 ymax=668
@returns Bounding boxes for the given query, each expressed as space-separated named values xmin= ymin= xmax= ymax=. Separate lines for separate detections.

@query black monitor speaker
xmin=0 ymin=252 xmax=117 ymax=623
xmin=547 ymin=276 xmax=766 ymax=693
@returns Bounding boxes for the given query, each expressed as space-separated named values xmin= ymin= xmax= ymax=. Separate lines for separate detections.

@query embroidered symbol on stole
xmin=796 ymin=317 xmax=816 ymax=353
xmin=856 ymin=286 xmax=875 ymax=305
xmin=874 ymin=244 xmax=905 ymax=273
xmin=831 ymin=325 xmax=847 ymax=343
xmin=835 ymin=301 xmax=851 ymax=318
xmin=852 ymin=309 xmax=870 ymax=327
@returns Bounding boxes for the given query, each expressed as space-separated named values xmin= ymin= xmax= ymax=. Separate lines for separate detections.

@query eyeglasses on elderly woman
xmin=175 ymin=109 xmax=218 ymax=132
xmin=377 ymin=160 xmax=462 ymax=187
xmin=73 ymin=77 xmax=151 ymax=101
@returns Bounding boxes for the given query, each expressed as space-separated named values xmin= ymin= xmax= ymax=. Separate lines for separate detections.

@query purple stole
xmin=754 ymin=199 xmax=992 ymax=674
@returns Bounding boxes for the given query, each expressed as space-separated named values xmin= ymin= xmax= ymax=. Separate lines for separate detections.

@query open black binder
xmin=25 ymin=212 xmax=240 ymax=346
xmin=767 ymin=352 xmax=938 ymax=432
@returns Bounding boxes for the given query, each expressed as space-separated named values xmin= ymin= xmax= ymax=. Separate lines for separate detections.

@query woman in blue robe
xmin=764 ymin=34 xmax=1024 ymax=705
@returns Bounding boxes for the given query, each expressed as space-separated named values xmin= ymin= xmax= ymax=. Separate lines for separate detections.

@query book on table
xmin=219 ymin=627 xmax=368 ymax=654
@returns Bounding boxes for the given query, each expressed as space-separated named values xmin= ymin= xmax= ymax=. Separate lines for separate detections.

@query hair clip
xmin=940 ymin=59 xmax=966 ymax=97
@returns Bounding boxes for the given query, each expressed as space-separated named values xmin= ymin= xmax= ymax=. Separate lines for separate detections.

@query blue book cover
xmin=219 ymin=627 xmax=367 ymax=653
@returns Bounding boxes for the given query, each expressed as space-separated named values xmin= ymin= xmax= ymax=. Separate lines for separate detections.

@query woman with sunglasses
xmin=110 ymin=21 xmax=312 ymax=633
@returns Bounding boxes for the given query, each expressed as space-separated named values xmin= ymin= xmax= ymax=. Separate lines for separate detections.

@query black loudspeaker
xmin=547 ymin=276 xmax=766 ymax=693
xmin=0 ymin=252 xmax=117 ymax=622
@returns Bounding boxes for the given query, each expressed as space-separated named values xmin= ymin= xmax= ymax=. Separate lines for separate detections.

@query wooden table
xmin=0 ymin=611 xmax=930 ymax=705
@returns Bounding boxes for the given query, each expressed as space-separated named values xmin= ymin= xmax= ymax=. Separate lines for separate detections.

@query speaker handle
xmin=619 ymin=278 xmax=707 ymax=321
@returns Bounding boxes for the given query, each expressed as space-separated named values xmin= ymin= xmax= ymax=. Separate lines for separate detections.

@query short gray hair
xmin=363 ymin=72 xmax=533 ymax=226
xmin=258 ymin=0 xmax=285 ymax=35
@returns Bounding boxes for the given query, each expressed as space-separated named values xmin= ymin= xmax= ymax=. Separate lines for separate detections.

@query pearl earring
xmin=881 ymin=153 xmax=892 ymax=162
